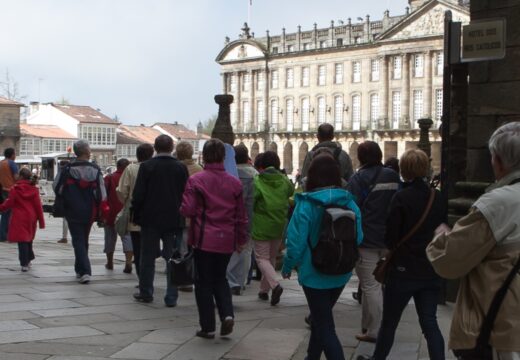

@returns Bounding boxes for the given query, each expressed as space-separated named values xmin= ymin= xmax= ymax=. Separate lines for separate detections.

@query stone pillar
xmin=381 ymin=56 xmax=389 ymax=128
xmin=402 ymin=53 xmax=410 ymax=128
xmin=417 ymin=118 xmax=433 ymax=157
xmin=250 ymin=69 xmax=255 ymax=132
xmin=222 ymin=73 xmax=227 ymax=94
xmin=212 ymin=95 xmax=235 ymax=145
xmin=236 ymin=72 xmax=242 ymax=132
xmin=424 ymin=50 xmax=433 ymax=118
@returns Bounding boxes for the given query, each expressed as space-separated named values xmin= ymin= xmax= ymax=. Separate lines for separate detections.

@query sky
xmin=0 ymin=0 xmax=409 ymax=129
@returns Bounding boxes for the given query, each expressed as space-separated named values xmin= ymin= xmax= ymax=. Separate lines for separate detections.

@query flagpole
xmin=248 ymin=0 xmax=251 ymax=27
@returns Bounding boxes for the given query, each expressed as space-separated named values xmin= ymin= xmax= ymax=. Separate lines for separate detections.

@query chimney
xmin=29 ymin=101 xmax=40 ymax=115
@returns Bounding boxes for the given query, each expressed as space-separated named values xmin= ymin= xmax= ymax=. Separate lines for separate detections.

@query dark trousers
xmin=67 ymin=221 xmax=92 ymax=276
xmin=302 ymin=285 xmax=345 ymax=360
xmin=194 ymin=249 xmax=233 ymax=333
xmin=130 ymin=231 xmax=141 ymax=277
xmin=373 ymin=276 xmax=445 ymax=360
xmin=0 ymin=190 xmax=11 ymax=241
xmin=139 ymin=227 xmax=179 ymax=304
xmin=18 ymin=242 xmax=35 ymax=266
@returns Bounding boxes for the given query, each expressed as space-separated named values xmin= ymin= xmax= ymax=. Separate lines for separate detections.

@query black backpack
xmin=308 ymin=204 xmax=359 ymax=275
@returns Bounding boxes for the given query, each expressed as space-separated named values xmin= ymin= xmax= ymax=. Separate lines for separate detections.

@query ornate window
xmin=257 ymin=100 xmax=265 ymax=131
xmin=270 ymin=99 xmax=279 ymax=131
xmin=334 ymin=63 xmax=343 ymax=84
xmin=317 ymin=96 xmax=326 ymax=124
xmin=352 ymin=95 xmax=361 ymax=130
xmin=414 ymin=54 xmax=424 ymax=77
xmin=435 ymin=89 xmax=443 ymax=124
xmin=230 ymin=74 xmax=237 ymax=92
xmin=334 ymin=95 xmax=343 ymax=131
xmin=286 ymin=98 xmax=294 ymax=132
xmin=301 ymin=67 xmax=310 ymax=87
xmin=318 ymin=65 xmax=326 ymax=86
xmin=352 ymin=61 xmax=361 ymax=83
xmin=370 ymin=93 xmax=380 ymax=129
xmin=242 ymin=73 xmax=251 ymax=91
xmin=301 ymin=97 xmax=310 ymax=131
xmin=242 ymin=101 xmax=250 ymax=132
xmin=436 ymin=52 xmax=444 ymax=76
xmin=392 ymin=91 xmax=401 ymax=129
xmin=286 ymin=68 xmax=294 ymax=88
xmin=271 ymin=70 xmax=279 ymax=89
xmin=413 ymin=90 xmax=423 ymax=125
xmin=256 ymin=71 xmax=265 ymax=91
xmin=393 ymin=56 xmax=402 ymax=79
xmin=371 ymin=59 xmax=380 ymax=81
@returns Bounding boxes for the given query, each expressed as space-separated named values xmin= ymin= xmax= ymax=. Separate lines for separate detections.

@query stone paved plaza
xmin=0 ymin=216 xmax=455 ymax=360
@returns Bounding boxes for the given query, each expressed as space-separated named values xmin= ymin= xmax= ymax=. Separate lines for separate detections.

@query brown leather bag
xmin=373 ymin=188 xmax=435 ymax=284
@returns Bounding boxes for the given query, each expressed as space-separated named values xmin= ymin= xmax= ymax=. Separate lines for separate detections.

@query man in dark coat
xmin=132 ymin=135 xmax=188 ymax=306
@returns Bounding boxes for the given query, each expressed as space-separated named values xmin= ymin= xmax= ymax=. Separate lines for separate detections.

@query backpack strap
xmin=477 ymin=256 xmax=520 ymax=349
xmin=358 ymin=166 xmax=383 ymax=205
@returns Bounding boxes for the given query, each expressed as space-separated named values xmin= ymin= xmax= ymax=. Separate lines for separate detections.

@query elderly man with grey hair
xmin=426 ymin=122 xmax=520 ymax=360
xmin=54 ymin=140 xmax=107 ymax=284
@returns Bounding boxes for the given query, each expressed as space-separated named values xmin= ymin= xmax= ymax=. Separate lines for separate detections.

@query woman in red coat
xmin=0 ymin=168 xmax=45 ymax=271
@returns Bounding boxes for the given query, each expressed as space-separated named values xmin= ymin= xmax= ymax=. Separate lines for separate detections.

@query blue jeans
xmin=139 ymin=227 xmax=180 ymax=305
xmin=194 ymin=249 xmax=233 ymax=333
xmin=67 ymin=221 xmax=92 ymax=276
xmin=373 ymin=276 xmax=445 ymax=360
xmin=302 ymin=285 xmax=345 ymax=360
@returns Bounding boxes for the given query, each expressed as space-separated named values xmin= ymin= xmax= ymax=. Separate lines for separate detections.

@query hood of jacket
xmin=237 ymin=164 xmax=258 ymax=179
xmin=258 ymin=167 xmax=288 ymax=188
xmin=296 ymin=187 xmax=356 ymax=206
xmin=312 ymin=140 xmax=342 ymax=152
xmin=12 ymin=180 xmax=40 ymax=201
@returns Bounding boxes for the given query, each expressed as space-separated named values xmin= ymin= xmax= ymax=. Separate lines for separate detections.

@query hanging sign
xmin=462 ymin=19 xmax=506 ymax=62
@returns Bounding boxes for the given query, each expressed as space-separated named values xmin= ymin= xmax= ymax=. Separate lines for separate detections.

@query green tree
xmin=54 ymin=96 xmax=70 ymax=105
xmin=202 ymin=114 xmax=217 ymax=135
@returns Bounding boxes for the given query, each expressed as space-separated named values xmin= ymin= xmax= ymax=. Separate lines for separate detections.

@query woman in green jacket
xmin=252 ymin=151 xmax=294 ymax=306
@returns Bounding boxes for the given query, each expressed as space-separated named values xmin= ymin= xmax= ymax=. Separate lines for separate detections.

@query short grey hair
xmin=488 ymin=122 xmax=520 ymax=171
xmin=73 ymin=140 xmax=91 ymax=157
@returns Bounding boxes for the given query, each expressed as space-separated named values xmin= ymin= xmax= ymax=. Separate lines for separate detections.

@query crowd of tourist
xmin=0 ymin=120 xmax=518 ymax=360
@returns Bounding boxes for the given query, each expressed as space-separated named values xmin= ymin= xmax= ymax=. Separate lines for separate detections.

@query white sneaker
xmin=79 ymin=274 xmax=90 ymax=284
xmin=21 ymin=266 xmax=29 ymax=272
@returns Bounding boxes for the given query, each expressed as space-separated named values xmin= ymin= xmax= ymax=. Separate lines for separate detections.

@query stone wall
xmin=466 ymin=0 xmax=520 ymax=182
xmin=0 ymin=105 xmax=21 ymax=153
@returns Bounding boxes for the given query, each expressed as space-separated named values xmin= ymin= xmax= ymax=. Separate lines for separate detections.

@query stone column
xmin=424 ymin=50 xmax=433 ymax=118
xmin=417 ymin=118 xmax=433 ymax=157
xmin=250 ymin=69 xmax=255 ymax=132
xmin=212 ymin=95 xmax=235 ymax=145
xmin=381 ymin=56 xmax=389 ymax=128
xmin=402 ymin=53 xmax=410 ymax=128
xmin=236 ymin=72 xmax=242 ymax=132
xmin=222 ymin=73 xmax=227 ymax=94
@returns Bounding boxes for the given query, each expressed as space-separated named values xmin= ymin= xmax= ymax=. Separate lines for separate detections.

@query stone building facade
xmin=216 ymin=0 xmax=469 ymax=175
xmin=0 ymin=97 xmax=23 ymax=154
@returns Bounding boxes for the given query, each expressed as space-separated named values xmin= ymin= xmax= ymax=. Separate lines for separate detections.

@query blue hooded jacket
xmin=282 ymin=188 xmax=363 ymax=289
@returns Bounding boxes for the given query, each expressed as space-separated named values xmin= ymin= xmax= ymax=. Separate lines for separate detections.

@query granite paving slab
xmin=110 ymin=342 xmax=178 ymax=359
xmin=0 ymin=325 xmax=104 ymax=344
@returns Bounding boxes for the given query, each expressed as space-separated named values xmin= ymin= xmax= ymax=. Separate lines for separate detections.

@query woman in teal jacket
xmin=282 ymin=153 xmax=363 ymax=360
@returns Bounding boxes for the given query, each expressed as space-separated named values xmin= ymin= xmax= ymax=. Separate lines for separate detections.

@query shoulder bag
xmin=373 ymin=188 xmax=435 ymax=284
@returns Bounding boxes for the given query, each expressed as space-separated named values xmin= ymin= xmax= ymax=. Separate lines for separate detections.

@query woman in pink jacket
xmin=180 ymin=138 xmax=248 ymax=339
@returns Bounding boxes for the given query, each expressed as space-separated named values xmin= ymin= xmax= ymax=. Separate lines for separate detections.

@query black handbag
xmin=453 ymin=257 xmax=520 ymax=360
xmin=168 ymin=248 xmax=195 ymax=287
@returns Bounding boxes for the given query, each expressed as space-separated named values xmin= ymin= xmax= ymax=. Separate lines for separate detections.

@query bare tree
xmin=54 ymin=96 xmax=71 ymax=105
xmin=0 ymin=69 xmax=26 ymax=102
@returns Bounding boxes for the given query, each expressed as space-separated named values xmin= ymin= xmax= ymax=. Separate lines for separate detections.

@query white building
xmin=216 ymin=0 xmax=469 ymax=173
xmin=26 ymin=103 xmax=119 ymax=167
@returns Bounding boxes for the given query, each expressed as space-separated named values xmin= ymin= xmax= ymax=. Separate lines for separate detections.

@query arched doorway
xmin=268 ymin=142 xmax=278 ymax=153
xmin=283 ymin=142 xmax=293 ymax=174
xmin=250 ymin=142 xmax=259 ymax=161
xmin=298 ymin=142 xmax=309 ymax=170
xmin=350 ymin=142 xmax=360 ymax=170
